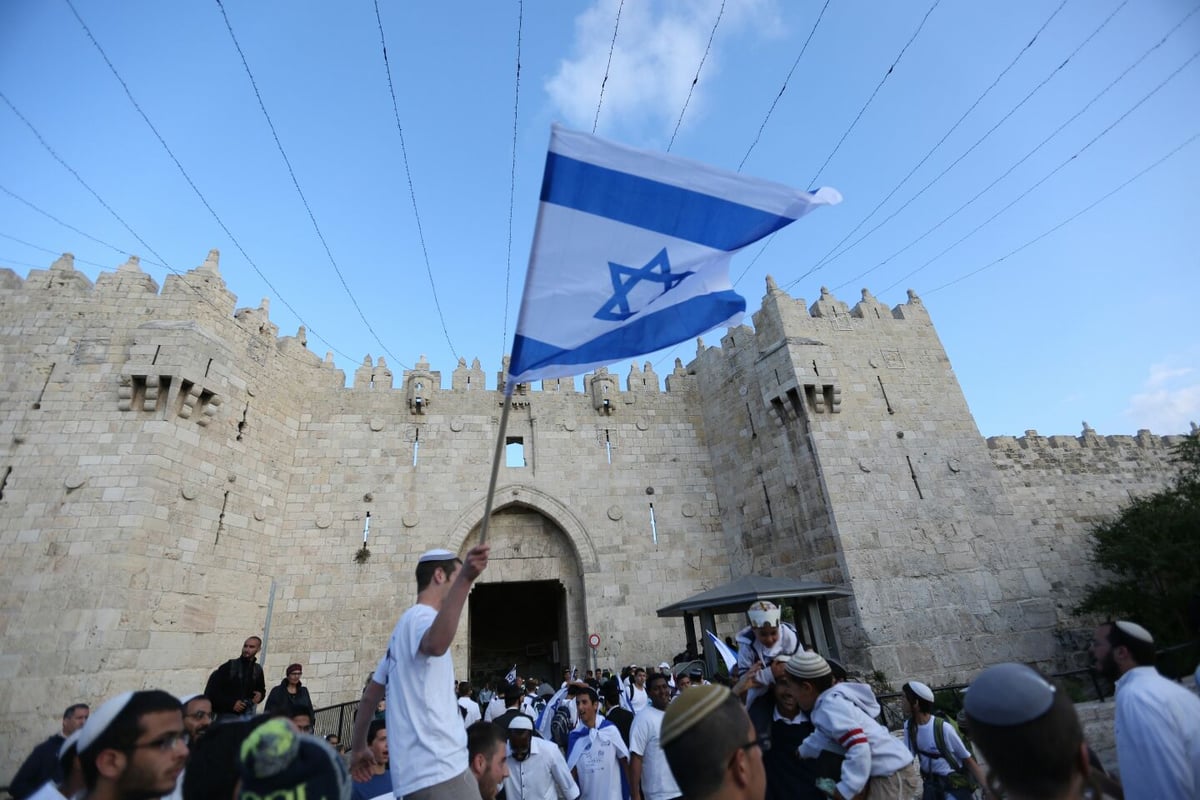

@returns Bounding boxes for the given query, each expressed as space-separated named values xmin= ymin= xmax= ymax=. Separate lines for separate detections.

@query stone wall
xmin=0 ymin=251 xmax=1186 ymax=783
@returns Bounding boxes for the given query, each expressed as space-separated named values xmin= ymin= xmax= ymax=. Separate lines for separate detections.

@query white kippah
xmin=179 ymin=693 xmax=203 ymax=707
xmin=1114 ymin=620 xmax=1154 ymax=644
xmin=77 ymin=691 xmax=135 ymax=753
xmin=747 ymin=601 xmax=780 ymax=628
xmin=906 ymin=681 xmax=934 ymax=703
xmin=418 ymin=548 xmax=456 ymax=563
xmin=507 ymin=715 xmax=534 ymax=731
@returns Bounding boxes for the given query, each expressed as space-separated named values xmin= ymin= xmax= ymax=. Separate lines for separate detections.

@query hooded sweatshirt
xmin=798 ymin=683 xmax=913 ymax=799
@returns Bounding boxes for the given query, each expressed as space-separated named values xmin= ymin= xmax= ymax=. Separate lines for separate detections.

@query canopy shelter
xmin=656 ymin=574 xmax=852 ymax=679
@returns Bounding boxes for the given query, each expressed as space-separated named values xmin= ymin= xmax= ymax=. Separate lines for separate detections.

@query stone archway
xmin=452 ymin=501 xmax=589 ymax=684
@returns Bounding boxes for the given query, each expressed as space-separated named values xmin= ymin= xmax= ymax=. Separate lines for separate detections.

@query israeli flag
xmin=504 ymin=664 xmax=517 ymax=685
xmin=507 ymin=124 xmax=841 ymax=385
xmin=706 ymin=629 xmax=738 ymax=673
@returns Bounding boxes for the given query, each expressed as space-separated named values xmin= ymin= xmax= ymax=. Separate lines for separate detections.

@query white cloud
xmin=1124 ymin=362 xmax=1200 ymax=434
xmin=546 ymin=0 xmax=781 ymax=137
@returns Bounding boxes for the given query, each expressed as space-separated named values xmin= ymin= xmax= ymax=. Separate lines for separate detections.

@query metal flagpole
xmin=477 ymin=387 xmax=514 ymax=545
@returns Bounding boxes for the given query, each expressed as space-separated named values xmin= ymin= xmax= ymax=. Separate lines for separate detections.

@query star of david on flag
xmin=506 ymin=124 xmax=841 ymax=386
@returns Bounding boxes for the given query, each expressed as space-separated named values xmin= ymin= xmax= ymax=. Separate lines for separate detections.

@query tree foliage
xmin=1077 ymin=432 xmax=1200 ymax=644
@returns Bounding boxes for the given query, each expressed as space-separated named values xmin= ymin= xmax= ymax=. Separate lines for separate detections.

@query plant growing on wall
xmin=1077 ymin=432 xmax=1200 ymax=646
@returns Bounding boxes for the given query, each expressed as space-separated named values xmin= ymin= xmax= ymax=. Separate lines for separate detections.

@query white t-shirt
xmin=372 ymin=603 xmax=466 ymax=796
xmin=567 ymin=720 xmax=629 ymax=800
xmin=904 ymin=717 xmax=971 ymax=777
xmin=628 ymin=685 xmax=649 ymax=714
xmin=484 ymin=695 xmax=507 ymax=722
xmin=629 ymin=706 xmax=681 ymax=800
xmin=459 ymin=695 xmax=482 ymax=727
xmin=504 ymin=736 xmax=581 ymax=800
xmin=23 ymin=783 xmax=68 ymax=800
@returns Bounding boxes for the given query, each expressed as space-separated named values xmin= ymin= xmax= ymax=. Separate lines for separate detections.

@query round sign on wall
xmin=588 ymin=633 xmax=601 ymax=649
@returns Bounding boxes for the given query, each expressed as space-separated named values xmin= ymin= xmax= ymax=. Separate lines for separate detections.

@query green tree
xmin=1077 ymin=432 xmax=1200 ymax=645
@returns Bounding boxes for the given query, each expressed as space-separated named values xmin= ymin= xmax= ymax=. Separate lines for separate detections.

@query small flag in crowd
xmin=507 ymin=124 xmax=841 ymax=386
xmin=505 ymin=664 xmax=518 ymax=685
xmin=706 ymin=629 xmax=738 ymax=672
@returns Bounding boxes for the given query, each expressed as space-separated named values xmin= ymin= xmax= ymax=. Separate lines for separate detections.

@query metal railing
xmin=313 ymin=699 xmax=367 ymax=750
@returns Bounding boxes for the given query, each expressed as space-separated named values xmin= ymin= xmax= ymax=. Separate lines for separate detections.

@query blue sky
xmin=1 ymin=0 xmax=1196 ymax=437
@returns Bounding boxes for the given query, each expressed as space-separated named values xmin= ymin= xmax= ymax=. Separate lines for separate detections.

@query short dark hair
xmin=600 ymin=683 xmax=620 ymax=706
xmin=64 ymin=703 xmax=89 ymax=719
xmin=289 ymin=706 xmax=315 ymax=721
xmin=80 ymin=691 xmax=182 ymax=789
xmin=368 ymin=719 xmax=386 ymax=745
xmin=1106 ymin=622 xmax=1156 ymax=666
xmin=415 ymin=557 xmax=460 ymax=592
xmin=902 ymin=683 xmax=935 ymax=714
xmin=467 ymin=721 xmax=504 ymax=762
xmin=662 ymin=691 xmax=749 ymax=799
xmin=576 ymin=686 xmax=599 ymax=705
xmin=246 ymin=635 xmax=262 ymax=645
xmin=182 ymin=718 xmax=263 ymax=800
xmin=504 ymin=684 xmax=523 ymax=704
xmin=646 ymin=672 xmax=670 ymax=690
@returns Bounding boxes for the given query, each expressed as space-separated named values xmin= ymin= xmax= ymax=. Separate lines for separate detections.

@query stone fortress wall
xmin=0 ymin=250 xmax=1185 ymax=783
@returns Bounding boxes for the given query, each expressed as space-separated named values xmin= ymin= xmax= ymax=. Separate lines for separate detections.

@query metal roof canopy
xmin=656 ymin=575 xmax=852 ymax=678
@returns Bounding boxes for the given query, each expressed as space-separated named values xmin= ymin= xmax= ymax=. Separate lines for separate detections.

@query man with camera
xmin=203 ymin=635 xmax=267 ymax=721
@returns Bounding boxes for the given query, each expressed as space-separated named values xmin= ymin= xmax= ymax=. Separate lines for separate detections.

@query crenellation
xmin=0 ymin=259 xmax=1189 ymax=784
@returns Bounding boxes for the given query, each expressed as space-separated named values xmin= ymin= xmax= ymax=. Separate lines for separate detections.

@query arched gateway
xmin=449 ymin=486 xmax=595 ymax=683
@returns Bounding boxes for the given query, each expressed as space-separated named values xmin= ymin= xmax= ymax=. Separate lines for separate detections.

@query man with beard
xmin=468 ymin=722 xmax=510 ymax=800
xmin=503 ymin=716 xmax=578 ymax=800
xmin=1090 ymin=620 xmax=1200 ymax=799
xmin=179 ymin=695 xmax=213 ymax=744
xmin=203 ymin=636 xmax=266 ymax=720
xmin=75 ymin=690 xmax=189 ymax=800
xmin=628 ymin=673 xmax=680 ymax=800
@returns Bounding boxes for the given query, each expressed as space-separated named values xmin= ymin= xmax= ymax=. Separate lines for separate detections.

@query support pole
xmin=477 ymin=395 xmax=514 ymax=545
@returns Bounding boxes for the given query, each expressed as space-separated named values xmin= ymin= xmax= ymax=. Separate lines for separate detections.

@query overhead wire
xmin=796 ymin=0 xmax=1070 ymax=282
xmin=836 ymin=15 xmax=1200 ymax=292
xmin=807 ymin=0 xmax=941 ymax=187
xmin=787 ymin=0 xmax=1131 ymax=289
xmin=370 ymin=0 xmax=456 ymax=366
xmin=0 ymin=91 xmax=362 ymax=370
xmin=63 ymin=0 xmax=355 ymax=365
xmin=593 ymin=0 xmax=625 ymax=134
xmin=667 ymin=0 xmax=727 ymax=152
xmin=216 ymin=0 xmax=414 ymax=368
xmin=737 ymin=0 xmax=832 ymax=173
xmin=501 ymin=0 xmax=524 ymax=357
xmin=875 ymin=45 xmax=1200 ymax=293
xmin=0 ymin=183 xmax=164 ymax=267
xmin=0 ymin=231 xmax=120 ymax=271
xmin=924 ymin=128 xmax=1200 ymax=296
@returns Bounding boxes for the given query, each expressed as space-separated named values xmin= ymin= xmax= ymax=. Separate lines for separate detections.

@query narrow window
xmin=412 ymin=428 xmax=420 ymax=466
xmin=648 ymin=502 xmax=658 ymax=544
xmin=506 ymin=437 xmax=526 ymax=467
xmin=604 ymin=429 xmax=612 ymax=465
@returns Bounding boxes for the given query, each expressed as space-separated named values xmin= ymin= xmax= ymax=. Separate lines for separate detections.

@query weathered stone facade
xmin=0 ymin=251 xmax=1185 ymax=782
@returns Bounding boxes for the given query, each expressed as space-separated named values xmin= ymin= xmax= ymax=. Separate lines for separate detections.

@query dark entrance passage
xmin=469 ymin=580 xmax=566 ymax=685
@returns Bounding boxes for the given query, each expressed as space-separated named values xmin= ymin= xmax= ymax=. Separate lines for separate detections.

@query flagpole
xmin=477 ymin=384 xmax=514 ymax=545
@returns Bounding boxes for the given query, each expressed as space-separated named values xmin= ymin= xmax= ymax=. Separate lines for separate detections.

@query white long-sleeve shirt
xmin=505 ymin=737 xmax=580 ymax=800
xmin=1114 ymin=665 xmax=1200 ymax=800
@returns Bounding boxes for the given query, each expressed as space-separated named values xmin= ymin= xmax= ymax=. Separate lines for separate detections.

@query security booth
xmin=656 ymin=574 xmax=852 ymax=679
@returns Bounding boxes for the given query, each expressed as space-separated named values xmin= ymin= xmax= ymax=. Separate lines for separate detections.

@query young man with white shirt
xmin=900 ymin=680 xmax=989 ymax=800
xmin=629 ymin=673 xmax=680 ymax=800
xmin=567 ymin=687 xmax=629 ymax=800
xmin=350 ymin=544 xmax=490 ymax=800
xmin=503 ymin=715 xmax=579 ymax=800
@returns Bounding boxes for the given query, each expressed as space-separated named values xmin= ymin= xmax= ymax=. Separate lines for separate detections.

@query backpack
xmin=906 ymin=713 xmax=977 ymax=791
xmin=550 ymin=705 xmax=573 ymax=751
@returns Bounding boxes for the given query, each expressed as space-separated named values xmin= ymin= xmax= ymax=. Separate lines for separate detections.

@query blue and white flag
xmin=507 ymin=124 xmax=841 ymax=386
xmin=706 ymin=629 xmax=738 ymax=673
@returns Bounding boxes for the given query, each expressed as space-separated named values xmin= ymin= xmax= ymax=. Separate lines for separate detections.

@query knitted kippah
xmin=660 ymin=684 xmax=731 ymax=747
xmin=785 ymin=651 xmax=831 ymax=680
xmin=238 ymin=718 xmax=351 ymax=800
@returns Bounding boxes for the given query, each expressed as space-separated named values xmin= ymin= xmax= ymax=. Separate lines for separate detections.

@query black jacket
xmin=204 ymin=657 xmax=266 ymax=715
xmin=9 ymin=733 xmax=65 ymax=799
xmin=264 ymin=681 xmax=314 ymax=718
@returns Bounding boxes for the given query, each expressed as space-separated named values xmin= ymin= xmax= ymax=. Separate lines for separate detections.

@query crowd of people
xmin=7 ymin=543 xmax=1199 ymax=800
